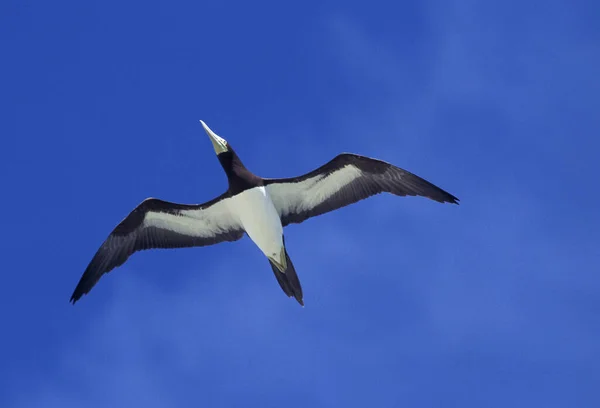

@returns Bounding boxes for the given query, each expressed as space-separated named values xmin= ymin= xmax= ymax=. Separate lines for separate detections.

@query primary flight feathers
xmin=70 ymin=197 xmax=245 ymax=303
xmin=264 ymin=153 xmax=457 ymax=226
xmin=71 ymin=121 xmax=458 ymax=305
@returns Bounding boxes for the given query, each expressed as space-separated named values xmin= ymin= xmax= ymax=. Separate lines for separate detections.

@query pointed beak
xmin=200 ymin=120 xmax=228 ymax=155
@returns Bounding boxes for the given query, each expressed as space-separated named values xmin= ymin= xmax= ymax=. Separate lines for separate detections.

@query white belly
xmin=227 ymin=186 xmax=283 ymax=259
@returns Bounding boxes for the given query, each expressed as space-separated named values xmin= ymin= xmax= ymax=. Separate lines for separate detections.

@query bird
xmin=70 ymin=121 xmax=459 ymax=306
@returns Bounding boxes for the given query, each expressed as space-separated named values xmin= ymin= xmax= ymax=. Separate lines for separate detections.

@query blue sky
xmin=1 ymin=0 xmax=599 ymax=406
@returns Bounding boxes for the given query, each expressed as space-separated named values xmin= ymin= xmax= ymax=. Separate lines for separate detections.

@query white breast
xmin=227 ymin=186 xmax=284 ymax=259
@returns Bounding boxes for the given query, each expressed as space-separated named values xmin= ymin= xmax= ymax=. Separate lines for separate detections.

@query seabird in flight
xmin=70 ymin=121 xmax=459 ymax=306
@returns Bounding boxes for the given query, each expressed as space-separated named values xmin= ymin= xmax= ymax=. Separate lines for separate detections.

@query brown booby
xmin=70 ymin=121 xmax=459 ymax=306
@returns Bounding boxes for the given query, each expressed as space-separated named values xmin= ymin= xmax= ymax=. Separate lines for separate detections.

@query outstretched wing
xmin=264 ymin=153 xmax=459 ymax=226
xmin=71 ymin=194 xmax=244 ymax=303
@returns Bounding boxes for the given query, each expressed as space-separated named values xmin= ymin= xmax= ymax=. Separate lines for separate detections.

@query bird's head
xmin=200 ymin=120 xmax=230 ymax=155
xmin=199 ymin=120 xmax=247 ymax=176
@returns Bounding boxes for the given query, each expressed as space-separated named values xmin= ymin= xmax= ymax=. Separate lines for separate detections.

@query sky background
xmin=1 ymin=0 xmax=599 ymax=406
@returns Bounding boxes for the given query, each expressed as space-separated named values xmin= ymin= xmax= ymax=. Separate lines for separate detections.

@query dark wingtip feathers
xmin=442 ymin=193 xmax=460 ymax=205
xmin=70 ymin=286 xmax=89 ymax=304
xmin=430 ymin=193 xmax=460 ymax=206
xmin=70 ymin=286 xmax=82 ymax=305
xmin=395 ymin=167 xmax=460 ymax=206
xmin=69 ymin=278 xmax=92 ymax=305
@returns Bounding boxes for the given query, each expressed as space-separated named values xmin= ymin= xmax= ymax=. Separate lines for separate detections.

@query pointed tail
xmin=269 ymin=248 xmax=304 ymax=306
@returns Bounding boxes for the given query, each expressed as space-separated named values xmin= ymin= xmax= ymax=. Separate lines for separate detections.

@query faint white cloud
xmin=7 ymin=2 xmax=599 ymax=407
xmin=8 ymin=254 xmax=426 ymax=407
xmin=323 ymin=0 xmax=599 ymax=362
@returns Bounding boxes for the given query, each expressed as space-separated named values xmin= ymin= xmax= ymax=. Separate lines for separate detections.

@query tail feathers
xmin=269 ymin=249 xmax=304 ymax=306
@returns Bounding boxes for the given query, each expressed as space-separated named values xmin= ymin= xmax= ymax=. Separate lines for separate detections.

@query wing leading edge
xmin=70 ymin=195 xmax=244 ymax=303
xmin=264 ymin=153 xmax=459 ymax=226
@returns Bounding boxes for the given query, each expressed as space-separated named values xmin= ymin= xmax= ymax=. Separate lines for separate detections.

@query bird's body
xmin=70 ymin=121 xmax=459 ymax=306
xmin=227 ymin=185 xmax=285 ymax=268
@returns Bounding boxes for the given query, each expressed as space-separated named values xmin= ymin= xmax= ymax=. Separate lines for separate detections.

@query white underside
xmin=227 ymin=186 xmax=284 ymax=260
